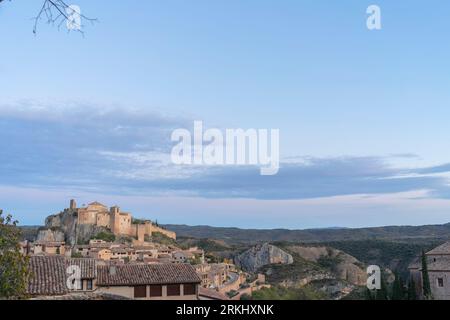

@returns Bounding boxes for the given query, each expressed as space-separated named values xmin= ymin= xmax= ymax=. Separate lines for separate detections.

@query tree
xmin=365 ymin=288 xmax=375 ymax=300
xmin=0 ymin=210 xmax=30 ymax=298
xmin=421 ymin=250 xmax=433 ymax=300
xmin=391 ymin=272 xmax=406 ymax=300
xmin=240 ymin=293 xmax=252 ymax=300
xmin=92 ymin=231 xmax=115 ymax=243
xmin=375 ymin=273 xmax=388 ymax=300
xmin=408 ymin=277 xmax=417 ymax=300
xmin=0 ymin=0 xmax=96 ymax=34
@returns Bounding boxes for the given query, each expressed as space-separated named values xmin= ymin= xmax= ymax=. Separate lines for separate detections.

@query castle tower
xmin=137 ymin=224 xmax=145 ymax=243
xmin=110 ymin=206 xmax=120 ymax=234
xmin=70 ymin=199 xmax=77 ymax=210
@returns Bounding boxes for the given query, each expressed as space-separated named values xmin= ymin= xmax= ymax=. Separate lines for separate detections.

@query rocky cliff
xmin=235 ymin=243 xmax=294 ymax=272
xmin=281 ymin=245 xmax=367 ymax=286
xmin=44 ymin=209 xmax=109 ymax=245
xmin=45 ymin=209 xmax=77 ymax=241
xmin=36 ymin=228 xmax=65 ymax=242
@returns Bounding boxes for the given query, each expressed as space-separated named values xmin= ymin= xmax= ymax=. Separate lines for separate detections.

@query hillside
xmin=163 ymin=223 xmax=450 ymax=244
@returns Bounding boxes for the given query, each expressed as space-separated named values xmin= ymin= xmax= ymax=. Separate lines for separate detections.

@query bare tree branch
xmin=33 ymin=0 xmax=97 ymax=35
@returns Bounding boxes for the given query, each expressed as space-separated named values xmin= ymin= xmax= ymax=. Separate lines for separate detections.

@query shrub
xmin=91 ymin=231 xmax=115 ymax=242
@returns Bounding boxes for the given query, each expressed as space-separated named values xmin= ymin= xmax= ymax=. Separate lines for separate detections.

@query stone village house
xmin=27 ymin=256 xmax=202 ymax=300
xmin=409 ymin=242 xmax=450 ymax=300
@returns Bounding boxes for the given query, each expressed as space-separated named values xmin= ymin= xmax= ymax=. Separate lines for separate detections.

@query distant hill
xmin=21 ymin=222 xmax=450 ymax=245
xmin=19 ymin=226 xmax=41 ymax=241
xmin=162 ymin=223 xmax=450 ymax=244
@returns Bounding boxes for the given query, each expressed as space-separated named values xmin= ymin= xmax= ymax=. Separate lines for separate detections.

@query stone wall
xmin=145 ymin=222 xmax=177 ymax=240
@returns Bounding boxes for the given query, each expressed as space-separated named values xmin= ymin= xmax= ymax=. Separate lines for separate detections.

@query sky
xmin=1 ymin=0 xmax=450 ymax=229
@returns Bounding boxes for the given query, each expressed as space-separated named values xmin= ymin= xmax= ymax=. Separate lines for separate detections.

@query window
xmin=134 ymin=285 xmax=147 ymax=298
xmin=150 ymin=285 xmax=163 ymax=297
xmin=438 ymin=278 xmax=444 ymax=288
xmin=183 ymin=283 xmax=196 ymax=295
xmin=86 ymin=280 xmax=93 ymax=291
xmin=167 ymin=284 xmax=181 ymax=296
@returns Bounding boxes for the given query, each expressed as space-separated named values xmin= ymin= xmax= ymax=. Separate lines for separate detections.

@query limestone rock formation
xmin=235 ymin=243 xmax=293 ymax=272
xmin=36 ymin=228 xmax=65 ymax=242
xmin=45 ymin=209 xmax=78 ymax=245
xmin=44 ymin=208 xmax=109 ymax=245
xmin=286 ymin=245 xmax=367 ymax=286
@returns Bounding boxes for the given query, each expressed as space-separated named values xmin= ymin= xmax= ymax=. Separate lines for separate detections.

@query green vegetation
xmin=258 ymin=249 xmax=322 ymax=285
xmin=226 ymin=290 xmax=239 ymax=298
xmin=164 ymin=223 xmax=450 ymax=245
xmin=188 ymin=256 xmax=203 ymax=265
xmin=148 ymin=232 xmax=177 ymax=246
xmin=364 ymin=272 xmax=416 ymax=300
xmin=132 ymin=218 xmax=148 ymax=225
xmin=421 ymin=250 xmax=433 ymax=300
xmin=178 ymin=238 xmax=231 ymax=252
xmin=251 ymin=286 xmax=326 ymax=300
xmin=0 ymin=210 xmax=30 ymax=299
xmin=408 ymin=277 xmax=417 ymax=300
xmin=391 ymin=271 xmax=406 ymax=300
xmin=91 ymin=231 xmax=115 ymax=243
xmin=317 ymin=251 xmax=343 ymax=272
xmin=18 ymin=226 xmax=40 ymax=241
xmin=205 ymin=253 xmax=223 ymax=264
xmin=240 ymin=293 xmax=252 ymax=300
xmin=340 ymin=287 xmax=367 ymax=300
xmin=71 ymin=252 xmax=83 ymax=258
xmin=324 ymin=240 xmax=440 ymax=277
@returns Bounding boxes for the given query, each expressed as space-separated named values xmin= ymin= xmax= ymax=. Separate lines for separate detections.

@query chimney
xmin=70 ymin=199 xmax=77 ymax=210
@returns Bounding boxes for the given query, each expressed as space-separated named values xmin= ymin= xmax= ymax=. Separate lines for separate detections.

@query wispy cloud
xmin=2 ymin=101 xmax=450 ymax=201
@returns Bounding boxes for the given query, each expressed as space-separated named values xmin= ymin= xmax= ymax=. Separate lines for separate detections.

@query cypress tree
xmin=392 ymin=272 xmax=405 ymax=300
xmin=421 ymin=250 xmax=433 ymax=300
xmin=376 ymin=273 xmax=388 ymax=300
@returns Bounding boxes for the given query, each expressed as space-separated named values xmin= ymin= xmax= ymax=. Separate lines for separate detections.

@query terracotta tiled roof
xmin=198 ymin=287 xmax=230 ymax=300
xmin=96 ymin=263 xmax=201 ymax=286
xmin=66 ymin=258 xmax=97 ymax=279
xmin=427 ymin=242 xmax=450 ymax=255
xmin=27 ymin=256 xmax=68 ymax=296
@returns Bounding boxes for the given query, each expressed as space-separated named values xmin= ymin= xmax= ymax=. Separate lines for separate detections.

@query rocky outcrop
xmin=45 ymin=209 xmax=78 ymax=245
xmin=37 ymin=228 xmax=65 ymax=242
xmin=44 ymin=209 xmax=109 ymax=245
xmin=235 ymin=243 xmax=293 ymax=272
xmin=286 ymin=245 xmax=367 ymax=286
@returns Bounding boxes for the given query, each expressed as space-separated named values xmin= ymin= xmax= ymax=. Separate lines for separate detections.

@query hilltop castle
xmin=71 ymin=200 xmax=176 ymax=242
xmin=43 ymin=200 xmax=176 ymax=245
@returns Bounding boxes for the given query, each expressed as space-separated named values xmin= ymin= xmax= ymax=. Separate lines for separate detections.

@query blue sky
xmin=2 ymin=0 xmax=450 ymax=228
